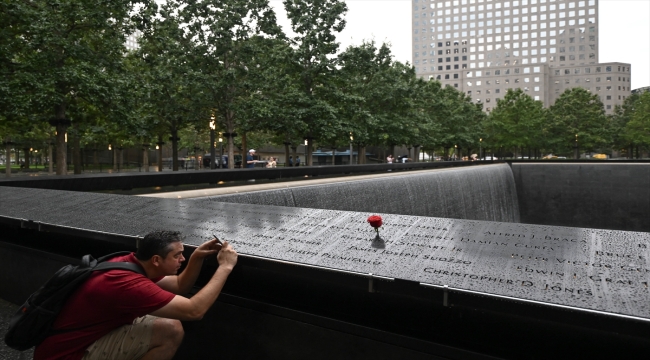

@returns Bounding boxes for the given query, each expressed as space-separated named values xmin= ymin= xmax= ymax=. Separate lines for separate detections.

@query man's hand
xmin=217 ymin=242 xmax=238 ymax=271
xmin=192 ymin=238 xmax=222 ymax=260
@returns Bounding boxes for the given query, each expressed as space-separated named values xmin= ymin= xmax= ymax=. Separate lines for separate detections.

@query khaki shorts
xmin=82 ymin=315 xmax=156 ymax=360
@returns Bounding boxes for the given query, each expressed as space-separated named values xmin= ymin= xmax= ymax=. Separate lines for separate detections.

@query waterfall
xmin=197 ymin=164 xmax=520 ymax=223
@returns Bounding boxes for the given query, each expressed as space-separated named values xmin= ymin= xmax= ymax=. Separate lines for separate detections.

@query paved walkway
xmin=0 ymin=165 xmax=203 ymax=178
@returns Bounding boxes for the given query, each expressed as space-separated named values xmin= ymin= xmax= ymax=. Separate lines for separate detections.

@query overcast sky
xmin=269 ymin=0 xmax=650 ymax=89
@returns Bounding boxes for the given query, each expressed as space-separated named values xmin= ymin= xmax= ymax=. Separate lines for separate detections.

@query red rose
xmin=367 ymin=215 xmax=383 ymax=228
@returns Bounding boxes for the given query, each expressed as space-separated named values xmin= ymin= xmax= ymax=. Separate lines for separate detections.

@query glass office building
xmin=412 ymin=0 xmax=631 ymax=113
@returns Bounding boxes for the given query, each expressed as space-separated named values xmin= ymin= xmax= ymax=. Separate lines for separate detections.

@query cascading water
xmin=194 ymin=164 xmax=520 ymax=223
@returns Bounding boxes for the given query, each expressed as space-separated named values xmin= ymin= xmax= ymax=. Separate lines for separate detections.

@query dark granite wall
xmin=511 ymin=163 xmax=650 ymax=232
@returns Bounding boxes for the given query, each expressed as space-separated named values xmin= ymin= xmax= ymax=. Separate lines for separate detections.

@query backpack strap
xmin=96 ymin=251 xmax=134 ymax=263
xmin=93 ymin=262 xmax=146 ymax=276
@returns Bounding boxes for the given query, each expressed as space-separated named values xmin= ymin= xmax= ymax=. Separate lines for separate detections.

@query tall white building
xmin=125 ymin=30 xmax=141 ymax=51
xmin=412 ymin=0 xmax=631 ymax=113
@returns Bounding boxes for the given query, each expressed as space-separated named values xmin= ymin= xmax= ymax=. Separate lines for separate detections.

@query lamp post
xmin=209 ymin=116 xmax=216 ymax=169
xmin=349 ymin=133 xmax=354 ymax=165
xmin=574 ymin=134 xmax=579 ymax=159
xmin=156 ymin=140 xmax=165 ymax=172
xmin=219 ymin=135 xmax=223 ymax=168
xmin=142 ymin=143 xmax=150 ymax=172
xmin=479 ymin=138 xmax=483 ymax=160
xmin=304 ymin=139 xmax=308 ymax=166
xmin=454 ymin=144 xmax=458 ymax=161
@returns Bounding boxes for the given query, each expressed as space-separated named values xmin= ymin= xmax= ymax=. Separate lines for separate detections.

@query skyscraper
xmin=412 ymin=0 xmax=631 ymax=113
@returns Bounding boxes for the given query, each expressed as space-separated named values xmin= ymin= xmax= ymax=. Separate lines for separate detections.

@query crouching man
xmin=34 ymin=230 xmax=238 ymax=360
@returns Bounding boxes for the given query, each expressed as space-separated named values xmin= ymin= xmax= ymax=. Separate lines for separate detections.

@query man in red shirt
xmin=34 ymin=230 xmax=238 ymax=360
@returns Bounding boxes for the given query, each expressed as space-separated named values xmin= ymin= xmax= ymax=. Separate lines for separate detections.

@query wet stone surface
xmin=1 ymin=187 xmax=649 ymax=319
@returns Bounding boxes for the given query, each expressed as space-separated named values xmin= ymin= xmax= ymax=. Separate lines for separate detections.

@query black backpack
xmin=4 ymin=251 xmax=146 ymax=351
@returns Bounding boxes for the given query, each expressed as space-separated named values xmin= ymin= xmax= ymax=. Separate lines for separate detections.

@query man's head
xmin=137 ymin=230 xmax=183 ymax=261
xmin=249 ymin=149 xmax=256 ymax=154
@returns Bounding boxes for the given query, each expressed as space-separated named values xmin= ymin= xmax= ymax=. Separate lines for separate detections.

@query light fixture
xmin=155 ymin=145 xmax=159 ymax=150
xmin=108 ymin=144 xmax=112 ymax=150
xmin=304 ymin=139 xmax=308 ymax=146
xmin=219 ymin=138 xmax=222 ymax=143
xmin=64 ymin=133 xmax=67 ymax=143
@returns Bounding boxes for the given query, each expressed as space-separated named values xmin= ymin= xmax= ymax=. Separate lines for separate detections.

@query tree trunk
xmin=72 ymin=134 xmax=81 ymax=175
xmin=331 ymin=146 xmax=335 ymax=165
xmin=143 ymin=146 xmax=149 ymax=172
xmin=113 ymin=148 xmax=117 ymax=171
xmin=389 ymin=145 xmax=395 ymax=160
xmin=23 ymin=148 xmax=31 ymax=169
xmin=306 ymin=137 xmax=313 ymax=166
xmin=628 ymin=144 xmax=633 ymax=159
xmin=171 ymin=127 xmax=179 ymax=171
xmin=48 ymin=144 xmax=53 ymax=174
xmin=355 ymin=144 xmax=361 ymax=164
xmin=54 ymin=123 xmax=67 ymax=176
xmin=241 ymin=133 xmax=247 ymax=160
xmin=361 ymin=146 xmax=366 ymax=164
xmin=414 ymin=146 xmax=420 ymax=162
xmin=157 ymin=136 xmax=164 ymax=172
xmin=284 ymin=142 xmax=290 ymax=167
xmin=119 ymin=148 xmax=124 ymax=171
xmin=4 ymin=141 xmax=10 ymax=177
xmin=291 ymin=146 xmax=297 ymax=166
xmin=194 ymin=146 xmax=200 ymax=170
xmin=93 ymin=148 xmax=99 ymax=170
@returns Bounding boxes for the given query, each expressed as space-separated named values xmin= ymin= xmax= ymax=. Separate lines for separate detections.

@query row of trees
xmin=2 ymin=0 xmax=649 ymax=175
xmin=486 ymin=88 xmax=650 ymax=159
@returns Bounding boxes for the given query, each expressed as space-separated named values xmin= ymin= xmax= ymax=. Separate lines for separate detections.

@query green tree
xmin=622 ymin=92 xmax=650 ymax=156
xmin=283 ymin=0 xmax=348 ymax=165
xmin=548 ymin=87 xmax=609 ymax=157
xmin=337 ymin=41 xmax=404 ymax=162
xmin=486 ymin=88 xmax=546 ymax=158
xmin=133 ymin=3 xmax=206 ymax=171
xmin=612 ymin=92 xmax=642 ymax=158
xmin=176 ymin=0 xmax=282 ymax=168
xmin=10 ymin=0 xmax=151 ymax=174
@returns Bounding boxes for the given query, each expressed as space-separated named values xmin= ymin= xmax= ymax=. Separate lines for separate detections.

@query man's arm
xmin=157 ymin=238 xmax=221 ymax=294
xmin=151 ymin=242 xmax=238 ymax=321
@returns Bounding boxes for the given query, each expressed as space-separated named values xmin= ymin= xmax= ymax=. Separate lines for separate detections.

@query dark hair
xmin=136 ymin=230 xmax=183 ymax=261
